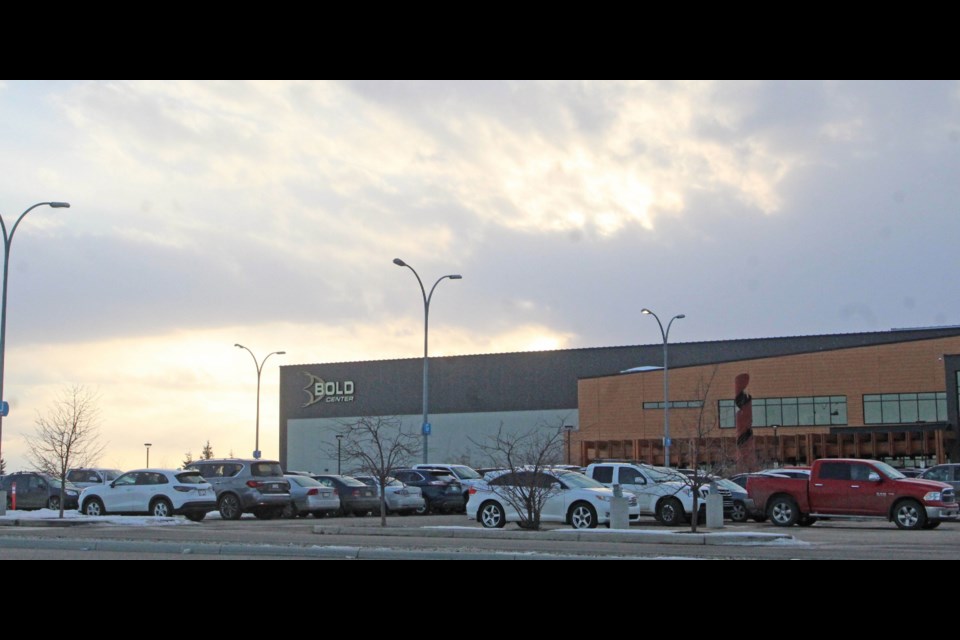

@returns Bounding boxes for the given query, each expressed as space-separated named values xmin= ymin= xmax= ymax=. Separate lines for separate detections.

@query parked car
xmin=748 ymin=458 xmax=958 ymax=530
xmin=79 ymin=469 xmax=215 ymax=521
xmin=185 ymin=458 xmax=290 ymax=520
xmin=919 ymin=464 xmax=960 ymax=491
xmin=66 ymin=468 xmax=123 ymax=489
xmin=413 ymin=463 xmax=484 ymax=503
xmin=392 ymin=468 xmax=464 ymax=514
xmin=584 ymin=462 xmax=709 ymax=526
xmin=0 ymin=472 xmax=82 ymax=511
xmin=282 ymin=474 xmax=340 ymax=518
xmin=468 ymin=468 xmax=640 ymax=529
xmin=310 ymin=474 xmax=380 ymax=516
xmin=354 ymin=475 xmax=426 ymax=515
xmin=712 ymin=478 xmax=762 ymax=522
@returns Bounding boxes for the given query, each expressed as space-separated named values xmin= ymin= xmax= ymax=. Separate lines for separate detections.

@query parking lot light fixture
xmin=641 ymin=309 xmax=685 ymax=468
xmin=393 ymin=258 xmax=462 ymax=464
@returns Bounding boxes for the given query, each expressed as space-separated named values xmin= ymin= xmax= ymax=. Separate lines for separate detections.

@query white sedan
xmin=467 ymin=468 xmax=640 ymax=529
xmin=79 ymin=469 xmax=216 ymax=522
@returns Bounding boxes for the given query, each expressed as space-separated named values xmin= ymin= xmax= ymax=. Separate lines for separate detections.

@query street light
xmin=234 ymin=344 xmax=286 ymax=460
xmin=771 ymin=425 xmax=780 ymax=467
xmin=393 ymin=258 xmax=462 ymax=464
xmin=641 ymin=308 xmax=685 ymax=468
xmin=145 ymin=443 xmax=152 ymax=468
xmin=0 ymin=201 xmax=71 ymax=467
xmin=336 ymin=434 xmax=343 ymax=475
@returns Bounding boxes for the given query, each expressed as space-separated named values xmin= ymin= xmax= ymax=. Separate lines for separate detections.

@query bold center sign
xmin=303 ymin=373 xmax=356 ymax=407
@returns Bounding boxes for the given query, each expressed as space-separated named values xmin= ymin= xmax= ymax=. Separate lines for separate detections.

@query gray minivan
xmin=185 ymin=459 xmax=290 ymax=520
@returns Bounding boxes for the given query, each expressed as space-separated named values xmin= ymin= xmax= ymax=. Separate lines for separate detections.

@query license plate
xmin=199 ymin=489 xmax=206 ymax=496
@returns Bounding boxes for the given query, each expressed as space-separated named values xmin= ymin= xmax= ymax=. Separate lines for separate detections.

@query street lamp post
xmin=393 ymin=259 xmax=462 ymax=464
xmin=772 ymin=424 xmax=780 ymax=467
xmin=145 ymin=443 xmax=152 ymax=468
xmin=641 ymin=308 xmax=685 ymax=468
xmin=336 ymin=434 xmax=343 ymax=475
xmin=234 ymin=344 xmax=286 ymax=460
xmin=0 ymin=202 xmax=71 ymax=467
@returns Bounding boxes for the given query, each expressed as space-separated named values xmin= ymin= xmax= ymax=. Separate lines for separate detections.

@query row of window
xmin=642 ymin=400 xmax=704 ymax=409
xmin=642 ymin=392 xmax=948 ymax=428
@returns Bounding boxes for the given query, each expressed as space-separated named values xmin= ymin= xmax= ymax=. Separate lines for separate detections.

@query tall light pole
xmin=393 ymin=259 xmax=462 ymax=464
xmin=336 ymin=434 xmax=343 ymax=475
xmin=642 ymin=308 xmax=685 ymax=468
xmin=0 ymin=201 xmax=71 ymax=468
xmin=144 ymin=443 xmax=152 ymax=468
xmin=234 ymin=344 xmax=286 ymax=460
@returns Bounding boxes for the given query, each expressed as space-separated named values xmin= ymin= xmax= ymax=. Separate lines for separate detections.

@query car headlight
xmin=924 ymin=491 xmax=944 ymax=502
xmin=66 ymin=491 xmax=78 ymax=496
xmin=595 ymin=495 xmax=611 ymax=502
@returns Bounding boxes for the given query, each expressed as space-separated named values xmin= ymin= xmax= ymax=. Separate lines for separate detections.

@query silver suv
xmin=66 ymin=468 xmax=123 ymax=489
xmin=185 ymin=459 xmax=290 ymax=520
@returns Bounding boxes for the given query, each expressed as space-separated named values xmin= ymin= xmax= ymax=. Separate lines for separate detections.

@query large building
xmin=279 ymin=327 xmax=960 ymax=473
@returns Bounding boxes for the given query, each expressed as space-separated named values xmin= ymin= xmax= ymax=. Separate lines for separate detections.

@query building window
xmin=642 ymin=400 xmax=704 ymax=410
xmin=719 ymin=396 xmax=848 ymax=428
xmin=863 ymin=392 xmax=947 ymax=424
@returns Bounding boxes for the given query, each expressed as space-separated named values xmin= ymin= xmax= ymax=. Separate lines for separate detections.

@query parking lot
xmin=2 ymin=511 xmax=959 ymax=560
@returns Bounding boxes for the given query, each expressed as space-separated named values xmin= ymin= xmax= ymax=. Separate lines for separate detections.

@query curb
xmin=312 ymin=525 xmax=793 ymax=545
xmin=0 ymin=536 xmax=646 ymax=560
xmin=0 ymin=518 xmax=96 ymax=528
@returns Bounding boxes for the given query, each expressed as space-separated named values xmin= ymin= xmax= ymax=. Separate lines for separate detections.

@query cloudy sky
xmin=1 ymin=80 xmax=959 ymax=472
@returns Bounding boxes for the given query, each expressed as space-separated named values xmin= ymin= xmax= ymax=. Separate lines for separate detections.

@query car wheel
xmin=83 ymin=497 xmax=105 ymax=517
xmin=569 ymin=502 xmax=598 ymax=529
xmin=218 ymin=494 xmax=243 ymax=520
xmin=150 ymin=498 xmax=173 ymax=518
xmin=656 ymin=498 xmax=685 ymax=527
xmin=415 ymin=500 xmax=430 ymax=515
xmin=730 ymin=500 xmax=748 ymax=523
xmin=281 ymin=502 xmax=297 ymax=519
xmin=893 ymin=499 xmax=927 ymax=530
xmin=768 ymin=496 xmax=800 ymax=527
xmin=47 ymin=495 xmax=61 ymax=511
xmin=185 ymin=511 xmax=206 ymax=522
xmin=479 ymin=501 xmax=506 ymax=528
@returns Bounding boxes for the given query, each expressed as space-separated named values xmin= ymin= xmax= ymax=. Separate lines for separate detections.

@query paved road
xmin=1 ymin=513 xmax=958 ymax=559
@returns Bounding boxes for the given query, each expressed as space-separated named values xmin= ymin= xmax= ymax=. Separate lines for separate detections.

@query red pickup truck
xmin=747 ymin=459 xmax=959 ymax=530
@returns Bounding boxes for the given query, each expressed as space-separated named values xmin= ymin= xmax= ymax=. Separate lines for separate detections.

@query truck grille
xmin=943 ymin=488 xmax=956 ymax=503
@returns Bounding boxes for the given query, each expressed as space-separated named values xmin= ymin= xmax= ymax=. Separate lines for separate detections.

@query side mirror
xmin=109 ymin=481 xmax=118 ymax=489
xmin=868 ymin=472 xmax=881 ymax=482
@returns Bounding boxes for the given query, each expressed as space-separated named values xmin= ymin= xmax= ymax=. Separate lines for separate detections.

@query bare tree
xmin=201 ymin=440 xmax=215 ymax=460
xmin=25 ymin=385 xmax=105 ymax=518
xmin=329 ymin=416 xmax=419 ymax=527
xmin=469 ymin=422 xmax=565 ymax=530
xmin=673 ymin=367 xmax=736 ymax=533
xmin=182 ymin=451 xmax=194 ymax=468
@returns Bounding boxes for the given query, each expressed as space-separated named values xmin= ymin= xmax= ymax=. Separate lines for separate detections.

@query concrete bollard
xmin=610 ymin=484 xmax=629 ymax=529
xmin=0 ymin=491 xmax=6 ymax=516
xmin=706 ymin=491 xmax=724 ymax=529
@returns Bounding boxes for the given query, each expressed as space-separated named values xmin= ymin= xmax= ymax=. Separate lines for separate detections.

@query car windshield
xmin=336 ymin=476 xmax=368 ymax=487
xmin=713 ymin=479 xmax=742 ymax=492
xmin=556 ymin=471 xmax=605 ymax=489
xmin=251 ymin=462 xmax=284 ymax=477
xmin=872 ymin=461 xmax=906 ymax=480
xmin=104 ymin=470 xmax=122 ymax=481
xmin=448 ymin=466 xmax=481 ymax=480
xmin=175 ymin=472 xmax=206 ymax=484
xmin=289 ymin=476 xmax=322 ymax=487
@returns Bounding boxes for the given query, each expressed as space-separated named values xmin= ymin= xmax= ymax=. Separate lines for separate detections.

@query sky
xmin=1 ymin=80 xmax=959 ymax=473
